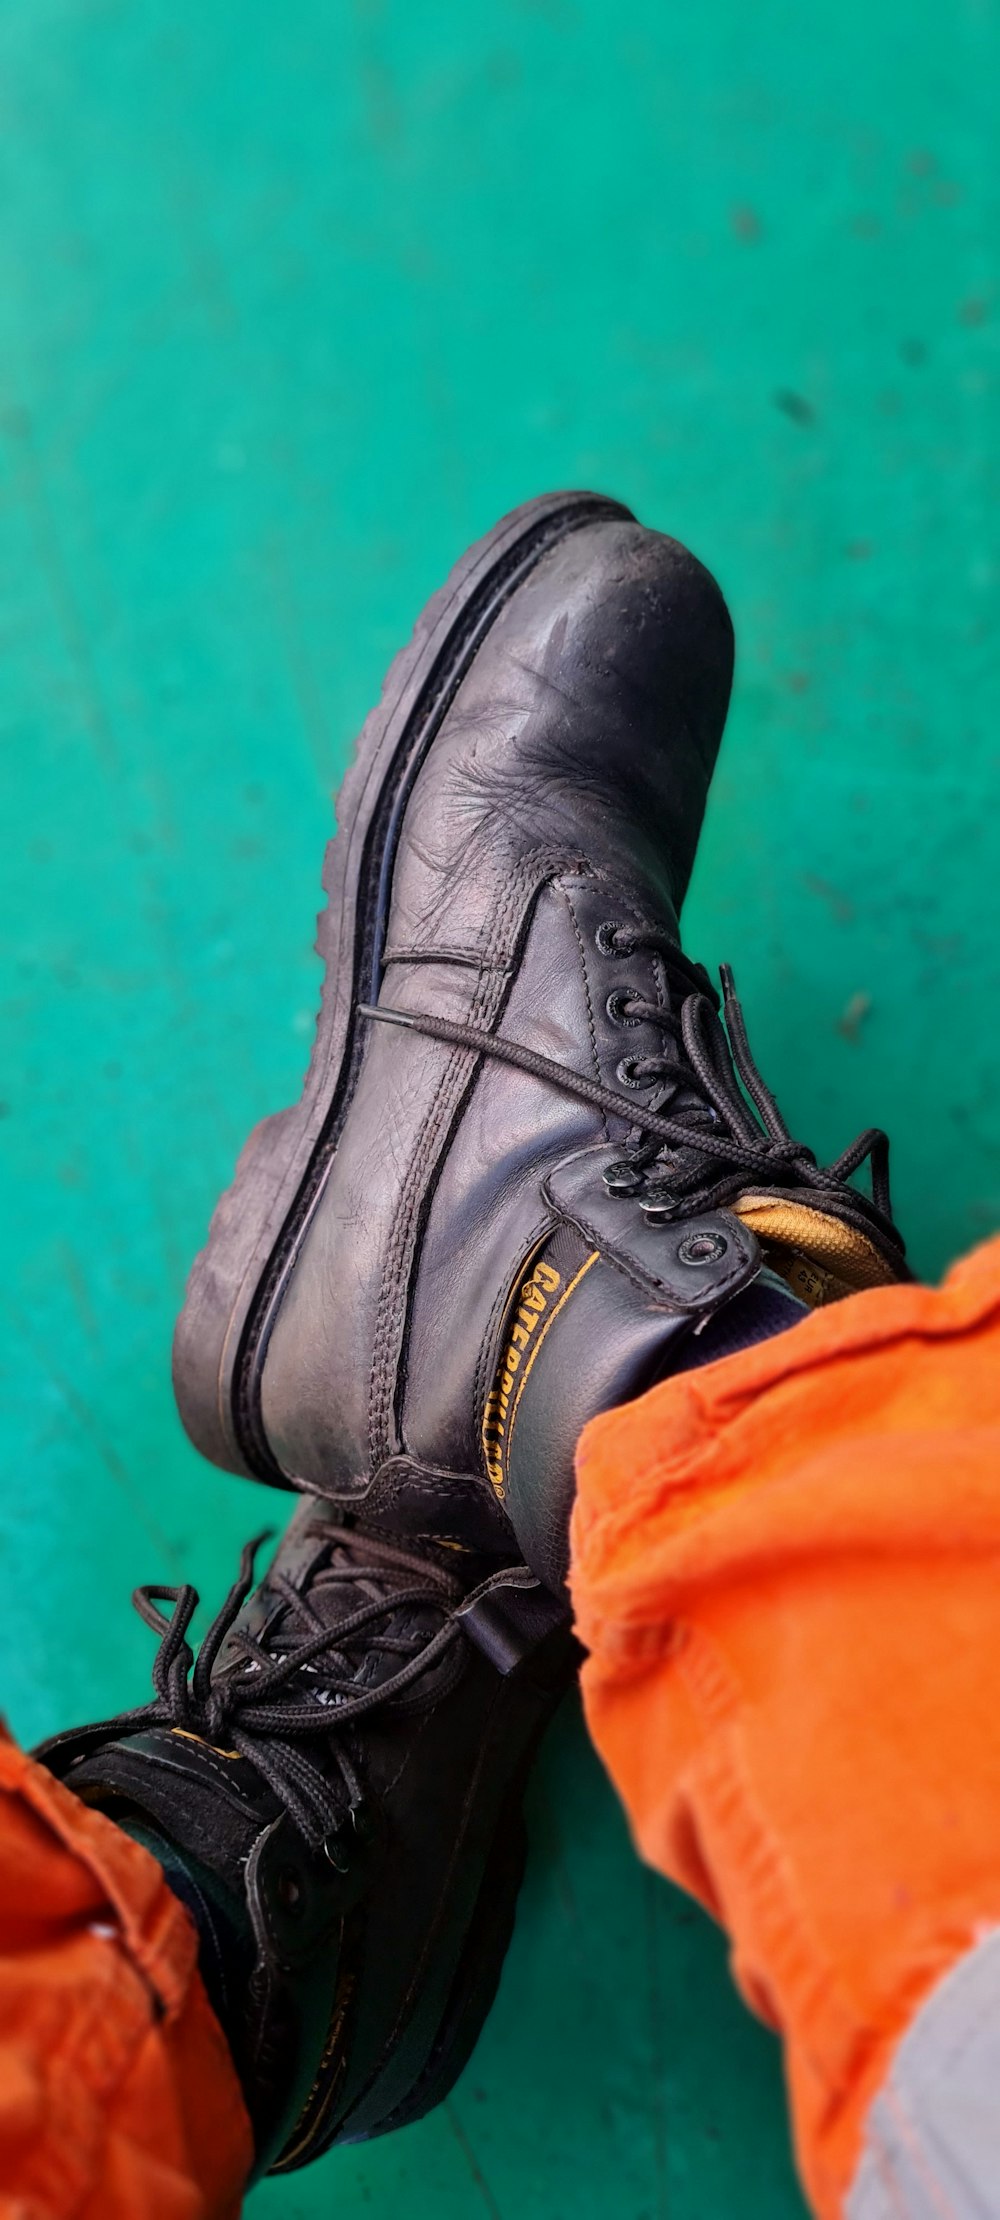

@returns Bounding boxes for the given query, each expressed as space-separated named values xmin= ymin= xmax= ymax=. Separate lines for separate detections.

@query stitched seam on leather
xmin=559 ymin=879 xmax=610 ymax=1144
xmin=367 ymin=849 xmax=572 ymax=1469
xmin=468 ymin=863 xmax=602 ymax=1447
xmin=382 ymin=943 xmax=508 ymax=968
xmin=372 ymin=1458 xmax=494 ymax=1527
xmin=368 ymin=1034 xmax=481 ymax=1466
xmin=505 ymin=1250 xmax=600 ymax=1470
xmin=123 ymin=1735 xmax=253 ymax=1802
xmin=369 ymin=847 xmax=582 ymax=1463
xmin=367 ymin=939 xmax=503 ymax=1466
xmin=353 ymin=1678 xmax=510 ymax=2093
xmin=375 ymin=1695 xmax=441 ymax=1806
xmin=553 ymin=1201 xmax=753 ymax=1307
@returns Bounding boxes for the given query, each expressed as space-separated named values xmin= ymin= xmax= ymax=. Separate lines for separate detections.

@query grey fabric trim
xmin=848 ymin=1925 xmax=1000 ymax=2219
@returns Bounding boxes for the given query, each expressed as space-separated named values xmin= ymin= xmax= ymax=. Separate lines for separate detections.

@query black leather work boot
xmin=175 ymin=488 xmax=907 ymax=1591
xmin=39 ymin=1502 xmax=571 ymax=2173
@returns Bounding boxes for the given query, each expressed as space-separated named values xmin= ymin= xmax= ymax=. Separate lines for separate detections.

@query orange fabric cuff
xmin=0 ymin=1730 xmax=252 ymax=2218
xmin=570 ymin=1234 xmax=1000 ymax=2219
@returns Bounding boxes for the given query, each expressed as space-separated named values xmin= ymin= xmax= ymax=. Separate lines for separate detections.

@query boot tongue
xmin=731 ymin=1194 xmax=901 ymax=1305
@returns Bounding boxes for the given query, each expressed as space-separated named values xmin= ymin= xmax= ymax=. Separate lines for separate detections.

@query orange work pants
xmin=573 ymin=1230 xmax=1000 ymax=2218
xmin=3 ymin=1233 xmax=1000 ymax=2217
xmin=0 ymin=1738 xmax=251 ymax=2217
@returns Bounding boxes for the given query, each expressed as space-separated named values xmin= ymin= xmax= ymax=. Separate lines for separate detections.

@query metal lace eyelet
xmin=678 ymin=1229 xmax=729 ymax=1266
xmin=603 ymin=1159 xmax=644 ymax=1196
xmin=595 ymin=920 xmax=622 ymax=957
xmin=616 ymin=1056 xmax=649 ymax=1090
xmin=606 ymin=989 xmax=640 ymax=1027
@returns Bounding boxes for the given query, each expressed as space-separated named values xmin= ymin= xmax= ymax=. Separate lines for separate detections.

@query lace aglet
xmin=358 ymin=1003 xmax=418 ymax=1031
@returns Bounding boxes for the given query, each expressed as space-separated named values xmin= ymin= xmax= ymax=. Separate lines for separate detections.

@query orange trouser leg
xmin=0 ymin=1731 xmax=252 ymax=2219
xmin=570 ymin=1232 xmax=1000 ymax=2220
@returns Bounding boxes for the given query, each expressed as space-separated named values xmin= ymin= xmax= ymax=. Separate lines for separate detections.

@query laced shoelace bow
xmin=98 ymin=1530 xmax=471 ymax=1855
xmin=360 ymin=921 xmax=898 ymax=1244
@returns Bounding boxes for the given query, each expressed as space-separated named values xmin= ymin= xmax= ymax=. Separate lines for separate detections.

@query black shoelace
xmin=91 ymin=1530 xmax=475 ymax=1855
xmin=360 ymin=923 xmax=900 ymax=1250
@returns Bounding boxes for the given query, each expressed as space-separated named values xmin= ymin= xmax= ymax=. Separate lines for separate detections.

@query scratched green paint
xmin=1 ymin=2 xmax=998 ymax=2214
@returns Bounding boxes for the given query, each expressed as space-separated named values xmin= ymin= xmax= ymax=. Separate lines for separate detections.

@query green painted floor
xmin=1 ymin=3 xmax=998 ymax=2214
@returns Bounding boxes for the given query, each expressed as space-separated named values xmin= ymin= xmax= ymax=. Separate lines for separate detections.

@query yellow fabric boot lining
xmin=732 ymin=1195 xmax=899 ymax=1307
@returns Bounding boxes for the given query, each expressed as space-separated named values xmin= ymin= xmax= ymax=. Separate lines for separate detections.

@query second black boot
xmin=39 ymin=1500 xmax=572 ymax=2172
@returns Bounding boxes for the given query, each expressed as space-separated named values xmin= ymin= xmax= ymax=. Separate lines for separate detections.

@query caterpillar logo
xmin=482 ymin=1257 xmax=562 ymax=1501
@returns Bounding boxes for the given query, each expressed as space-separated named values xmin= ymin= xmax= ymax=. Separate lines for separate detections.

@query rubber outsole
xmin=172 ymin=489 xmax=633 ymax=1485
